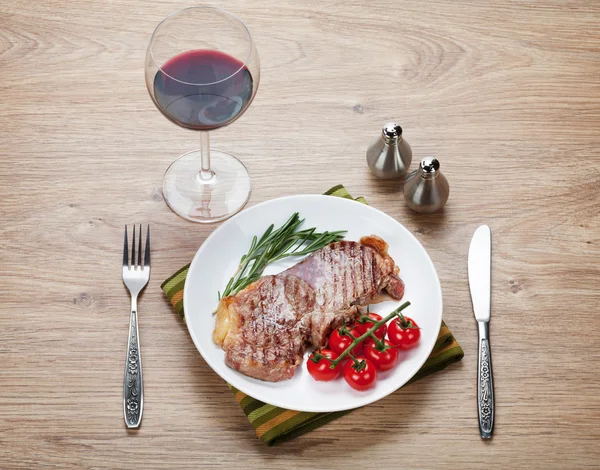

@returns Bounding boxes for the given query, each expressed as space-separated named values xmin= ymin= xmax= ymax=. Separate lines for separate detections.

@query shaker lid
xmin=381 ymin=123 xmax=403 ymax=142
xmin=420 ymin=157 xmax=440 ymax=178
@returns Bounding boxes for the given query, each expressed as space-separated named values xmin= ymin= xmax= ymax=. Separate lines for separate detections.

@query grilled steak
xmin=213 ymin=235 xmax=405 ymax=382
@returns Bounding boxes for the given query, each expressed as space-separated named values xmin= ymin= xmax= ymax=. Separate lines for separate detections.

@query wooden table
xmin=1 ymin=1 xmax=599 ymax=468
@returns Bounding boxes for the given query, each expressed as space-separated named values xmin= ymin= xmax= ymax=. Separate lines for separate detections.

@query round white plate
xmin=184 ymin=195 xmax=443 ymax=412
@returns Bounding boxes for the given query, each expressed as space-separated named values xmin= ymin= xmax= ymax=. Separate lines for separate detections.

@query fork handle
xmin=477 ymin=321 xmax=494 ymax=438
xmin=123 ymin=308 xmax=143 ymax=428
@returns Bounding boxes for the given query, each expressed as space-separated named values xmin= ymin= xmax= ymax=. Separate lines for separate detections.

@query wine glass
xmin=145 ymin=7 xmax=260 ymax=223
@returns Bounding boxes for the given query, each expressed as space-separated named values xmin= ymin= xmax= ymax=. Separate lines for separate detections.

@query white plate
xmin=184 ymin=195 xmax=443 ymax=412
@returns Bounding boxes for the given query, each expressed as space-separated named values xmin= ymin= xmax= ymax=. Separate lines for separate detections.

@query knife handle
xmin=477 ymin=321 xmax=494 ymax=438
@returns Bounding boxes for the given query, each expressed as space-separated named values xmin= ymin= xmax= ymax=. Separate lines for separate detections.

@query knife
xmin=468 ymin=224 xmax=494 ymax=439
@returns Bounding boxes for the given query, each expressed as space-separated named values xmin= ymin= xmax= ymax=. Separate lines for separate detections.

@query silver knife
xmin=468 ymin=225 xmax=494 ymax=439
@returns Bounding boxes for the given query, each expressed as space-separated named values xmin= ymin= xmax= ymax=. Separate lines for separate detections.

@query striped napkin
xmin=161 ymin=185 xmax=464 ymax=445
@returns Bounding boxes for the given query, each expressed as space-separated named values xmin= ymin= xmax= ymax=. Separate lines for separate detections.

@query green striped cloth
xmin=161 ymin=185 xmax=464 ymax=445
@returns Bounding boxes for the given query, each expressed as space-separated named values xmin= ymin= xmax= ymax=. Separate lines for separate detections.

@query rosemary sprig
xmin=218 ymin=212 xmax=346 ymax=300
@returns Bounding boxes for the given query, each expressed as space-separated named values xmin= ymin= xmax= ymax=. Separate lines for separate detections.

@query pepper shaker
xmin=403 ymin=157 xmax=449 ymax=213
xmin=366 ymin=123 xmax=412 ymax=179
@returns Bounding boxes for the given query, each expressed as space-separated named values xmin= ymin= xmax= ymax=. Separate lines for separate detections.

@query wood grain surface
xmin=1 ymin=0 xmax=599 ymax=468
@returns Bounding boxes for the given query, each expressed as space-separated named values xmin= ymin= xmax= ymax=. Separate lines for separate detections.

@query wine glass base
xmin=162 ymin=149 xmax=251 ymax=223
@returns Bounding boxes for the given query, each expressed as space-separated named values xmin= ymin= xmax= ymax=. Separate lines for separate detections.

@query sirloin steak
xmin=213 ymin=235 xmax=405 ymax=382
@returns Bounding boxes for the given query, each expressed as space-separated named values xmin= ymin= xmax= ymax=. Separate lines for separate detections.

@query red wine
xmin=153 ymin=49 xmax=253 ymax=130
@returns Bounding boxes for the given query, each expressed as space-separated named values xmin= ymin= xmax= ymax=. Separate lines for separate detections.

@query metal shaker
xmin=403 ymin=157 xmax=450 ymax=213
xmin=366 ymin=123 xmax=412 ymax=179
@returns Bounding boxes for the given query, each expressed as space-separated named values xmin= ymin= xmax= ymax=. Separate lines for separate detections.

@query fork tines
xmin=123 ymin=224 xmax=150 ymax=270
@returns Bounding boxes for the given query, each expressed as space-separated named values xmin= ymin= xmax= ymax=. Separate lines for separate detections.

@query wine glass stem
xmin=199 ymin=131 xmax=214 ymax=181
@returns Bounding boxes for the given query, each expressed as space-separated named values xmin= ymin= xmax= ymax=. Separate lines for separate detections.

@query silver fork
xmin=122 ymin=224 xmax=150 ymax=428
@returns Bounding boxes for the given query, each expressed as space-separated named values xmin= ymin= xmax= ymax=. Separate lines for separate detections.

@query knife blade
xmin=468 ymin=224 xmax=494 ymax=439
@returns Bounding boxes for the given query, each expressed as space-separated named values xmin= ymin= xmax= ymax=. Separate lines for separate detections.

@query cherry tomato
xmin=307 ymin=349 xmax=342 ymax=381
xmin=352 ymin=312 xmax=386 ymax=339
xmin=343 ymin=357 xmax=378 ymax=391
xmin=363 ymin=339 xmax=399 ymax=371
xmin=387 ymin=316 xmax=421 ymax=350
xmin=329 ymin=328 xmax=363 ymax=356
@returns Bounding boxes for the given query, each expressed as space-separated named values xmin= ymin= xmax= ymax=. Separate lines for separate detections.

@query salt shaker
xmin=366 ymin=123 xmax=412 ymax=179
xmin=403 ymin=157 xmax=449 ymax=213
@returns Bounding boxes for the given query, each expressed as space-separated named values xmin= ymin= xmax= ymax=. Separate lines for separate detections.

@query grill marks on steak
xmin=213 ymin=235 xmax=404 ymax=382
xmin=284 ymin=240 xmax=396 ymax=346
xmin=220 ymin=275 xmax=315 ymax=382
xmin=286 ymin=240 xmax=390 ymax=311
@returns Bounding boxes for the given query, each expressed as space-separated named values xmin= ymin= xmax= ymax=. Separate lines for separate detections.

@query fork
xmin=122 ymin=224 xmax=150 ymax=428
